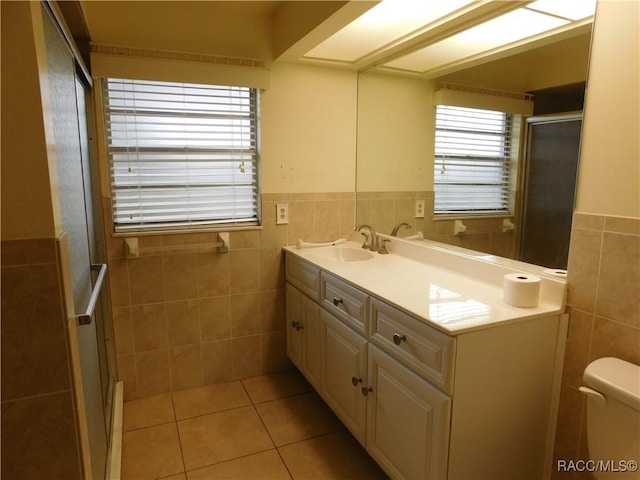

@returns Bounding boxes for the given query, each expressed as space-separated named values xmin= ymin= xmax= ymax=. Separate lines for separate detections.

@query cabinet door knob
xmin=393 ymin=333 xmax=407 ymax=345
xmin=351 ymin=376 xmax=363 ymax=386
xmin=333 ymin=297 xmax=344 ymax=306
xmin=361 ymin=386 xmax=373 ymax=396
xmin=291 ymin=321 xmax=297 ymax=328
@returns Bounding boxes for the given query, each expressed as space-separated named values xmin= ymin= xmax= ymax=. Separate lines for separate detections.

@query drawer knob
xmin=333 ymin=297 xmax=344 ymax=306
xmin=361 ymin=386 xmax=373 ymax=396
xmin=393 ymin=333 xmax=407 ymax=345
xmin=351 ymin=376 xmax=363 ymax=386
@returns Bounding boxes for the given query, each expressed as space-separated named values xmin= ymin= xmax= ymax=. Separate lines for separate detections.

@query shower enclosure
xmin=42 ymin=3 xmax=118 ymax=478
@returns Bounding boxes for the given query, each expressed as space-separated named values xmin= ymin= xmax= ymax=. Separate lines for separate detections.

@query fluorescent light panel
xmin=384 ymin=8 xmax=571 ymax=73
xmin=304 ymin=0 xmax=476 ymax=63
xmin=526 ymin=0 xmax=597 ymax=21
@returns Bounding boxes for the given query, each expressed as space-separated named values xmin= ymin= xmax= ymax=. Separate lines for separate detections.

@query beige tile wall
xmin=553 ymin=213 xmax=640 ymax=479
xmin=104 ymin=193 xmax=355 ymax=400
xmin=356 ymin=191 xmax=518 ymax=258
xmin=1 ymin=238 xmax=83 ymax=479
xmin=356 ymin=191 xmax=434 ymax=238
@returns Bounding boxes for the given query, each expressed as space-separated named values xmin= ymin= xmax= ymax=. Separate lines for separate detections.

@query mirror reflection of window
xmin=434 ymin=106 xmax=517 ymax=215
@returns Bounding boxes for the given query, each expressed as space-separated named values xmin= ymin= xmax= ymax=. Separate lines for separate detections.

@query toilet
xmin=580 ymin=357 xmax=640 ymax=479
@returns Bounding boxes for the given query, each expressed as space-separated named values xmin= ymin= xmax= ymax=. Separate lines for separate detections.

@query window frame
xmin=101 ymin=77 xmax=262 ymax=235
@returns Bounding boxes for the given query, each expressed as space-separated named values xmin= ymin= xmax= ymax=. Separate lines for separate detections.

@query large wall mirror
xmin=356 ymin=26 xmax=592 ymax=269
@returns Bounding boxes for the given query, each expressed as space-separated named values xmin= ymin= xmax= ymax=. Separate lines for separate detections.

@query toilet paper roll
xmin=503 ymin=273 xmax=541 ymax=308
xmin=543 ymin=268 xmax=567 ymax=278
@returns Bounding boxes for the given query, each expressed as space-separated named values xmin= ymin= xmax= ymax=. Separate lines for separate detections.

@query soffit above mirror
xmin=79 ymin=1 xmax=355 ymax=65
xmin=298 ymin=0 xmax=596 ymax=77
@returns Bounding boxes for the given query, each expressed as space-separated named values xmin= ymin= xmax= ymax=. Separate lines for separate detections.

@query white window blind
xmin=102 ymin=78 xmax=259 ymax=233
xmin=434 ymin=105 xmax=513 ymax=214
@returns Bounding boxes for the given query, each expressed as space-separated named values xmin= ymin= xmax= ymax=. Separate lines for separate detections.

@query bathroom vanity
xmin=284 ymin=236 xmax=568 ymax=480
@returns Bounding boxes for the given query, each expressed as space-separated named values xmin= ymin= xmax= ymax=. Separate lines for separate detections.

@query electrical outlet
xmin=415 ymin=199 xmax=425 ymax=218
xmin=276 ymin=203 xmax=289 ymax=224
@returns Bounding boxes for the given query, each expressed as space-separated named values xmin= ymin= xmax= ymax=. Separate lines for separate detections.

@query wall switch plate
xmin=276 ymin=202 xmax=289 ymax=224
xmin=415 ymin=199 xmax=425 ymax=218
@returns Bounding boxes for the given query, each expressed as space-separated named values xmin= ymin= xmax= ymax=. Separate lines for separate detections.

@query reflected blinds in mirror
xmin=434 ymin=106 xmax=514 ymax=214
xmin=102 ymin=78 xmax=260 ymax=233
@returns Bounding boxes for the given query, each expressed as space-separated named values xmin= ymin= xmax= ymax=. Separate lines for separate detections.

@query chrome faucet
xmin=391 ymin=222 xmax=412 ymax=236
xmin=356 ymin=224 xmax=378 ymax=251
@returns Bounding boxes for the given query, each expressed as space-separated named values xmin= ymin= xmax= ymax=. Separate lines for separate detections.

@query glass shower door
xmin=43 ymin=4 xmax=116 ymax=479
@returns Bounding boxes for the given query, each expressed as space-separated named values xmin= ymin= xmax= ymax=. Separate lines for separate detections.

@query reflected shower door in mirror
xmin=356 ymin=29 xmax=591 ymax=268
xmin=520 ymin=114 xmax=582 ymax=269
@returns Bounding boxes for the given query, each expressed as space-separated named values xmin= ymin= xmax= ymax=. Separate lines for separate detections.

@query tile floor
xmin=121 ymin=370 xmax=389 ymax=479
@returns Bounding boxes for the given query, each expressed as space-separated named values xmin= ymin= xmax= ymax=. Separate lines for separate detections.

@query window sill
xmin=112 ymin=224 xmax=262 ymax=238
xmin=433 ymin=213 xmax=513 ymax=221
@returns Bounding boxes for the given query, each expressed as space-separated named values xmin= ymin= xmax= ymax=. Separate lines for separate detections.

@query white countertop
xmin=283 ymin=236 xmax=567 ymax=335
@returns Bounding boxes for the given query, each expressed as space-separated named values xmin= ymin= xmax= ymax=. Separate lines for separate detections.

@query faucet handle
xmin=378 ymin=238 xmax=391 ymax=254
xmin=360 ymin=232 xmax=371 ymax=250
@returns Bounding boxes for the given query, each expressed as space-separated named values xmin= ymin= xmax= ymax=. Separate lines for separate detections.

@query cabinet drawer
xmin=370 ymin=298 xmax=455 ymax=394
xmin=285 ymin=254 xmax=321 ymax=301
xmin=321 ymin=272 xmax=369 ymax=335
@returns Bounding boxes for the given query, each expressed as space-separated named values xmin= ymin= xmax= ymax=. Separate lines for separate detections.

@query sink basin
xmin=310 ymin=247 xmax=374 ymax=262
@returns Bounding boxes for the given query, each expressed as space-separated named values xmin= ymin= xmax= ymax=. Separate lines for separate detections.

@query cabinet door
xmin=300 ymin=293 xmax=322 ymax=390
xmin=286 ymin=283 xmax=322 ymax=391
xmin=367 ymin=345 xmax=451 ymax=480
xmin=322 ymin=310 xmax=368 ymax=446
xmin=286 ymin=283 xmax=303 ymax=370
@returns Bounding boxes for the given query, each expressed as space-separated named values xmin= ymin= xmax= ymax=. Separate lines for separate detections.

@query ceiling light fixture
xmin=383 ymin=8 xmax=570 ymax=73
xmin=304 ymin=0 xmax=476 ymax=63
xmin=302 ymin=0 xmax=596 ymax=76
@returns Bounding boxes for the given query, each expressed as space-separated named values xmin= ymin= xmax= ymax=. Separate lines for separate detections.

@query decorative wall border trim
xmin=91 ymin=44 xmax=266 ymax=69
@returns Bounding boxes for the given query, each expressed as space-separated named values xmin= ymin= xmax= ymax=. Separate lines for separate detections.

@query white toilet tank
xmin=581 ymin=357 xmax=640 ymax=480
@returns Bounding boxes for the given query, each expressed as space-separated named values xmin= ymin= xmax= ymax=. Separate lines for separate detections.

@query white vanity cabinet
xmin=284 ymin=250 xmax=566 ymax=480
xmin=285 ymin=254 xmax=453 ymax=478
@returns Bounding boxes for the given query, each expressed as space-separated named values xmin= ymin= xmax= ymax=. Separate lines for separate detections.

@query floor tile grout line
xmin=122 ymin=419 xmax=177 ymax=434
xmin=170 ymin=391 xmax=188 ymax=477
xmin=274 ymin=446 xmax=296 ymax=480
xmin=182 ymin=446 xmax=280 ymax=477
xmin=240 ymin=379 xmax=278 ymax=447
xmin=274 ymin=427 xmax=348 ymax=450
xmin=240 ymin=376 xmax=315 ymax=407
xmin=245 ymin=388 xmax=318 ymax=408
xmin=155 ymin=471 xmax=186 ymax=480
xmin=239 ymin=378 xmax=256 ymax=406
xmin=173 ymin=401 xmax=254 ymax=423
xmin=239 ymin=378 xmax=297 ymax=479
xmin=254 ymin=402 xmax=296 ymax=480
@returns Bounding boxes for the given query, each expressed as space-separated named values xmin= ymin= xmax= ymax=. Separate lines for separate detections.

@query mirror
xmin=356 ymin=29 xmax=592 ymax=268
